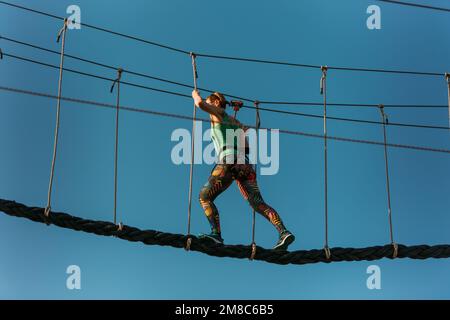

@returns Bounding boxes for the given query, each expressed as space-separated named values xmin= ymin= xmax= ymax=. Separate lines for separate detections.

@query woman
xmin=191 ymin=90 xmax=295 ymax=250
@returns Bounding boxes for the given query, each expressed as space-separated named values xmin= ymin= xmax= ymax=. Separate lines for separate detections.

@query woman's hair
xmin=207 ymin=92 xmax=228 ymax=109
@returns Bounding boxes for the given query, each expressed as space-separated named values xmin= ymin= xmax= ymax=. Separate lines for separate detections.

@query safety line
xmin=1 ymin=85 xmax=449 ymax=155
xmin=2 ymin=51 xmax=448 ymax=131
xmin=4 ymin=36 xmax=447 ymax=109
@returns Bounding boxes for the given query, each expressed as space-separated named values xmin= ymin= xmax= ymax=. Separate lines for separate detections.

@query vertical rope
xmin=44 ymin=19 xmax=68 ymax=219
xmin=446 ymin=73 xmax=450 ymax=128
xmin=379 ymin=104 xmax=397 ymax=258
xmin=186 ymin=52 xmax=198 ymax=250
xmin=110 ymin=68 xmax=123 ymax=228
xmin=250 ymin=100 xmax=260 ymax=260
xmin=320 ymin=66 xmax=331 ymax=259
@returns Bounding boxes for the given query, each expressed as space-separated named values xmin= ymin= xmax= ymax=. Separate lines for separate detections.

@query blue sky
xmin=0 ymin=0 xmax=449 ymax=299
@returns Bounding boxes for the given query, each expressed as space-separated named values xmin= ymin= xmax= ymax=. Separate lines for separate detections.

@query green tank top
xmin=211 ymin=113 xmax=246 ymax=163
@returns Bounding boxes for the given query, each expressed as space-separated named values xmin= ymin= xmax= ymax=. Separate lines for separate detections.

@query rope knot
xmin=117 ymin=68 xmax=123 ymax=80
xmin=249 ymin=242 xmax=257 ymax=260
xmin=320 ymin=66 xmax=328 ymax=95
xmin=185 ymin=236 xmax=192 ymax=251
xmin=324 ymin=246 xmax=331 ymax=260
xmin=392 ymin=242 xmax=399 ymax=259
xmin=43 ymin=206 xmax=52 ymax=226
xmin=190 ymin=52 xmax=198 ymax=80
xmin=56 ymin=18 xmax=68 ymax=43
xmin=379 ymin=104 xmax=388 ymax=124
xmin=110 ymin=67 xmax=124 ymax=93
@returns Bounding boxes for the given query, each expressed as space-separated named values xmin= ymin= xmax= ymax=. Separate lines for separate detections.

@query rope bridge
xmin=1 ymin=2 xmax=449 ymax=265
xmin=1 ymin=198 xmax=450 ymax=266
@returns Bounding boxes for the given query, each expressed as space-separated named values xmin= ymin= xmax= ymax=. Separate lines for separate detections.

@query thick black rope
xmin=1 ymin=198 xmax=450 ymax=265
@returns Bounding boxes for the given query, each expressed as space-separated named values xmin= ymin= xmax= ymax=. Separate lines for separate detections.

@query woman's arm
xmin=192 ymin=90 xmax=224 ymax=121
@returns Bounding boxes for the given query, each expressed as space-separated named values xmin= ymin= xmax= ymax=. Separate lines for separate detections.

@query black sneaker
xmin=198 ymin=232 xmax=224 ymax=245
xmin=273 ymin=231 xmax=295 ymax=251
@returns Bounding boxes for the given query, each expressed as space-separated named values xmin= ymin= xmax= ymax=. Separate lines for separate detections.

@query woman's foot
xmin=273 ymin=230 xmax=295 ymax=251
xmin=198 ymin=232 xmax=224 ymax=245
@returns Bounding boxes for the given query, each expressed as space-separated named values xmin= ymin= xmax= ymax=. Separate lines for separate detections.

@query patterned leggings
xmin=199 ymin=163 xmax=287 ymax=236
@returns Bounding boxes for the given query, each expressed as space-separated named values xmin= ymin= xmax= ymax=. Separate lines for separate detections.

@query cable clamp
xmin=43 ymin=206 xmax=51 ymax=226
xmin=111 ymin=222 xmax=124 ymax=238
xmin=320 ymin=66 xmax=328 ymax=95
xmin=56 ymin=18 xmax=68 ymax=43
xmin=190 ymin=52 xmax=198 ymax=79
xmin=324 ymin=246 xmax=331 ymax=260
xmin=248 ymin=242 xmax=257 ymax=260
xmin=185 ymin=236 xmax=192 ymax=251
xmin=110 ymin=67 xmax=124 ymax=93
xmin=378 ymin=104 xmax=388 ymax=124
xmin=445 ymin=72 xmax=450 ymax=83
xmin=392 ymin=242 xmax=398 ymax=259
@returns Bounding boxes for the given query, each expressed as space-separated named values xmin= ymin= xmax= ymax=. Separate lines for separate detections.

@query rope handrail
xmin=378 ymin=0 xmax=450 ymax=13
xmin=1 ymin=85 xmax=450 ymax=155
xmin=0 ymin=198 xmax=449 ymax=265
xmin=0 ymin=35 xmax=251 ymax=103
xmin=195 ymin=53 xmax=444 ymax=77
xmin=2 ymin=51 xmax=449 ymax=131
xmin=1 ymin=34 xmax=447 ymax=110
xmin=3 ymin=35 xmax=447 ymax=110
xmin=0 ymin=1 xmax=447 ymax=77
xmin=2 ymin=35 xmax=448 ymax=111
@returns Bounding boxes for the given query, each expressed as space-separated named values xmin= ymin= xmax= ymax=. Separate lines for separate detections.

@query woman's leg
xmin=199 ymin=164 xmax=234 ymax=235
xmin=234 ymin=164 xmax=287 ymax=234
